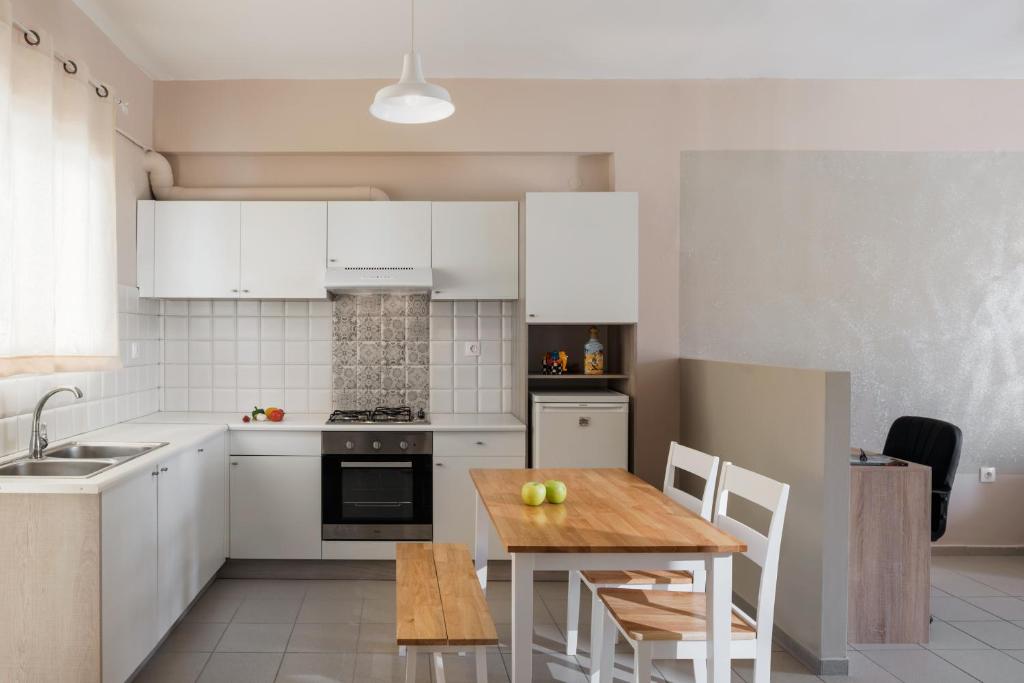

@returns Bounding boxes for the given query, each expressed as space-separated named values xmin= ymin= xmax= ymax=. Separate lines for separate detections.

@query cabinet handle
xmin=434 ymin=290 xmax=441 ymax=294
xmin=160 ymin=466 xmax=168 ymax=472
xmin=242 ymin=289 xmax=250 ymax=293
xmin=528 ymin=314 xmax=536 ymax=318
xmin=151 ymin=470 xmax=159 ymax=477
xmin=231 ymin=289 xmax=239 ymax=293
xmin=475 ymin=441 xmax=485 ymax=446
xmin=197 ymin=448 xmax=204 ymax=453
xmin=231 ymin=462 xmax=239 ymax=466
xmin=329 ymin=258 xmax=337 ymax=263
xmin=435 ymin=462 xmax=444 ymax=467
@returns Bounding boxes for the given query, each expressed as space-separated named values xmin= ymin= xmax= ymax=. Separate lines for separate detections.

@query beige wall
xmin=152 ymin=78 xmax=1024 ymax=487
xmin=12 ymin=0 xmax=154 ymax=287
xmin=679 ymin=358 xmax=851 ymax=673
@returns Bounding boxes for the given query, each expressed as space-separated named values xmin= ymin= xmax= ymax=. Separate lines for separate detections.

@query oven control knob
xmin=399 ymin=440 xmax=409 ymax=450
xmin=345 ymin=440 xmax=354 ymax=450
xmin=372 ymin=440 xmax=382 ymax=450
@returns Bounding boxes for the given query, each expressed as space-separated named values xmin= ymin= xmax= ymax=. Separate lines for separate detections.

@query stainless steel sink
xmin=43 ymin=442 xmax=166 ymax=461
xmin=0 ymin=441 xmax=168 ymax=478
xmin=0 ymin=459 xmax=116 ymax=477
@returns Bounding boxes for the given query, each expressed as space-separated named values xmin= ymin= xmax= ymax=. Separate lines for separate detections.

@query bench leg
xmin=433 ymin=651 xmax=447 ymax=683
xmin=476 ymin=645 xmax=488 ymax=683
xmin=405 ymin=646 xmax=417 ymax=683
xmin=566 ymin=570 xmax=581 ymax=655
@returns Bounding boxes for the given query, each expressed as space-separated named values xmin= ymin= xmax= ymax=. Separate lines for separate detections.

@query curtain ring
xmin=24 ymin=29 xmax=41 ymax=46
xmin=63 ymin=60 xmax=78 ymax=75
xmin=95 ymin=84 xmax=109 ymax=98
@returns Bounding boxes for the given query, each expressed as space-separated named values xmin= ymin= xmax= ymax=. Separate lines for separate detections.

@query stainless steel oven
xmin=321 ymin=431 xmax=432 ymax=541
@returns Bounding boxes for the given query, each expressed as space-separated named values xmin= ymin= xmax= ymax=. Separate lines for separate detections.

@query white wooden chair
xmin=593 ymin=463 xmax=790 ymax=683
xmin=564 ymin=442 xmax=721 ymax=656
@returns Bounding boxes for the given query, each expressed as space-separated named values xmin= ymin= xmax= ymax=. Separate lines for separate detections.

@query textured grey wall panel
xmin=679 ymin=151 xmax=1024 ymax=471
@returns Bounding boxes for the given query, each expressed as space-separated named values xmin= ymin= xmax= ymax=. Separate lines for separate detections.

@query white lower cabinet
xmin=100 ymin=435 xmax=228 ymax=683
xmin=229 ymin=455 xmax=321 ymax=559
xmin=433 ymin=454 xmax=523 ymax=560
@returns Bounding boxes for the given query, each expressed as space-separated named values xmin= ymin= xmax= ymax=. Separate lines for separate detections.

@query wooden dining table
xmin=471 ymin=467 xmax=746 ymax=683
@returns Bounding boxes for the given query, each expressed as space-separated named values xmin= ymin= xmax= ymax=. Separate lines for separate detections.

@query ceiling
xmin=74 ymin=0 xmax=1024 ymax=81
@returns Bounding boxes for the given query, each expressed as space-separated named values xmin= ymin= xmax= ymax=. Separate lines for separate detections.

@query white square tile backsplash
xmin=0 ymin=285 xmax=161 ymax=457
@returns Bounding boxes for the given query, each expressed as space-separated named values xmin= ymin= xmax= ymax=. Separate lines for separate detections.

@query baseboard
xmin=932 ymin=545 xmax=1024 ymax=556
xmin=733 ymin=593 xmax=849 ymax=676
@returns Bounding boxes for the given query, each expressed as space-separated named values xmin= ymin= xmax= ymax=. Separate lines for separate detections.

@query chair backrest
xmin=713 ymin=463 xmax=790 ymax=641
xmin=662 ymin=442 xmax=721 ymax=521
xmin=884 ymin=416 xmax=962 ymax=493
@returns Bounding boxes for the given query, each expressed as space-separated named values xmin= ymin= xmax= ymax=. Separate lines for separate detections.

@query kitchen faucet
xmin=28 ymin=386 xmax=84 ymax=459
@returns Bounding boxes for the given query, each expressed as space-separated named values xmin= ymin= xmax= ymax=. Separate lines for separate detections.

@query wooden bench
xmin=396 ymin=543 xmax=498 ymax=683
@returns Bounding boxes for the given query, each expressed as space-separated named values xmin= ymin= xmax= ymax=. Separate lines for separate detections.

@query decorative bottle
xmin=583 ymin=326 xmax=605 ymax=375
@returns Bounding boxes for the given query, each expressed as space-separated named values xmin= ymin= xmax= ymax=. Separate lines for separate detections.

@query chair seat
xmin=597 ymin=588 xmax=756 ymax=642
xmin=582 ymin=569 xmax=694 ymax=586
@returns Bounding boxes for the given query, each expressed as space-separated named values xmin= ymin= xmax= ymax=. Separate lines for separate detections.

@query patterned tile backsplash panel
xmin=0 ymin=285 xmax=161 ymax=456
xmin=331 ymin=293 xmax=430 ymax=412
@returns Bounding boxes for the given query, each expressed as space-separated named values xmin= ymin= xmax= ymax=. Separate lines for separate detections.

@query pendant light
xmin=370 ymin=0 xmax=454 ymax=124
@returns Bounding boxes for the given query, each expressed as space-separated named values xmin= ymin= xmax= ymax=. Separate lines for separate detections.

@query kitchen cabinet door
xmin=525 ymin=192 xmax=638 ymax=323
xmin=431 ymin=202 xmax=518 ymax=300
xmin=101 ymin=467 xmax=159 ymax=683
xmin=196 ymin=433 xmax=228 ymax=586
xmin=229 ymin=455 xmax=321 ymax=559
xmin=327 ymin=201 xmax=431 ymax=268
xmin=240 ymin=201 xmax=327 ymax=299
xmin=157 ymin=446 xmax=201 ymax=635
xmin=154 ymin=201 xmax=241 ymax=298
xmin=432 ymin=455 xmax=523 ymax=559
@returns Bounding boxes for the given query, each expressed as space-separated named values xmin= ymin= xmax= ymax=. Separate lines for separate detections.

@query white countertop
xmin=0 ymin=422 xmax=226 ymax=495
xmin=130 ymin=412 xmax=527 ymax=432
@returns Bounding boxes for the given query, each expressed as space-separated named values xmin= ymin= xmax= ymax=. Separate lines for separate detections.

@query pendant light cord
xmin=410 ymin=0 xmax=415 ymax=52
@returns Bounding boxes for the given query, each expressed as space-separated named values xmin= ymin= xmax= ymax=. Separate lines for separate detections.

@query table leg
xmin=588 ymin=591 xmax=604 ymax=683
xmin=475 ymin=490 xmax=489 ymax=590
xmin=706 ymin=554 xmax=732 ymax=683
xmin=511 ymin=553 xmax=535 ymax=683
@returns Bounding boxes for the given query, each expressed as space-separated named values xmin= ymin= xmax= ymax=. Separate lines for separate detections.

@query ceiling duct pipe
xmin=142 ymin=151 xmax=390 ymax=201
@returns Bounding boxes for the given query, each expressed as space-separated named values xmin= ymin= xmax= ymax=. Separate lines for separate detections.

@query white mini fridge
xmin=530 ymin=390 xmax=630 ymax=469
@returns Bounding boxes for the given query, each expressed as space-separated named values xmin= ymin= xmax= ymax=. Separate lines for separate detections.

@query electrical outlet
xmin=130 ymin=342 xmax=140 ymax=360
xmin=980 ymin=467 xmax=997 ymax=483
xmin=463 ymin=342 xmax=481 ymax=357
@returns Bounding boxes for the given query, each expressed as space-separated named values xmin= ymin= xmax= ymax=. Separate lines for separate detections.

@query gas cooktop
xmin=326 ymin=406 xmax=428 ymax=425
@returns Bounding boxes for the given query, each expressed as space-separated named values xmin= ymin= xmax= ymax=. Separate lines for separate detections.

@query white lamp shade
xmin=370 ymin=52 xmax=454 ymax=124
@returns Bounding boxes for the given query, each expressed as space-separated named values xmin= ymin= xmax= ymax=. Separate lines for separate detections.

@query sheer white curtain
xmin=0 ymin=1 xmax=119 ymax=377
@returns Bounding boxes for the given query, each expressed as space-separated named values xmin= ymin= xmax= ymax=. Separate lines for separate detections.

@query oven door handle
xmin=339 ymin=461 xmax=412 ymax=468
xmin=350 ymin=502 xmax=409 ymax=507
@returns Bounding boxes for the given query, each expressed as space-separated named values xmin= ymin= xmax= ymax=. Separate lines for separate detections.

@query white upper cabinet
xmin=327 ymin=201 xmax=431 ymax=268
xmin=153 ymin=201 xmax=241 ymax=299
xmin=240 ymin=202 xmax=327 ymax=299
xmin=525 ymin=192 xmax=639 ymax=323
xmin=431 ymin=202 xmax=518 ymax=300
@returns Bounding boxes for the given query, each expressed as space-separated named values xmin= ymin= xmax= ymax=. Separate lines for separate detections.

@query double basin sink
xmin=0 ymin=442 xmax=168 ymax=478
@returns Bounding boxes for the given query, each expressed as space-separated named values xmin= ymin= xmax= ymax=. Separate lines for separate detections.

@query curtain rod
xmin=11 ymin=19 xmax=151 ymax=152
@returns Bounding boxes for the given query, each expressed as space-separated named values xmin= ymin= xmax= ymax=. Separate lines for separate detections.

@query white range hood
xmin=324 ymin=267 xmax=433 ymax=295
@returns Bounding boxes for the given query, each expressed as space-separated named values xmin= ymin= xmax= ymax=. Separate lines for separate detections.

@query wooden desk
xmin=471 ymin=467 xmax=745 ymax=683
xmin=847 ymin=451 xmax=930 ymax=644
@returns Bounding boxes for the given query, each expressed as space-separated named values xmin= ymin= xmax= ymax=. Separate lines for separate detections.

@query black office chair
xmin=883 ymin=416 xmax=963 ymax=542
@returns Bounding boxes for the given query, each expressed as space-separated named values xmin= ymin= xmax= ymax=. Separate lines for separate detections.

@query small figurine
xmin=558 ymin=351 xmax=568 ymax=374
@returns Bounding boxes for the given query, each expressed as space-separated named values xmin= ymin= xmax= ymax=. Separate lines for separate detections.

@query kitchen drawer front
xmin=434 ymin=431 xmax=525 ymax=457
xmin=230 ymin=430 xmax=320 ymax=456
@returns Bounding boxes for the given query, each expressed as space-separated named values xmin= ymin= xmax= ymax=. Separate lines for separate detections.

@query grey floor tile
xmin=654 ymin=659 xmax=746 ymax=683
xmin=288 ymin=622 xmax=360 ymax=652
xmin=216 ymin=623 xmax=293 ymax=653
xmin=733 ymin=652 xmax=820 ymax=682
xmin=862 ymin=649 xmax=978 ymax=683
xmin=1006 ymin=650 xmax=1024 ymax=664
xmin=361 ymin=598 xmax=397 ymax=623
xmin=353 ymin=653 xmax=431 ymax=682
xmin=930 ymin=568 xmax=1007 ymax=598
xmin=237 ymin=580 xmax=311 ymax=600
xmin=274 ymin=652 xmax=356 ymax=682
xmin=924 ymin=620 xmax=993 ymax=650
xmin=931 ymin=585 xmax=951 ymax=598
xmin=951 ymin=620 xmax=1024 ymax=649
xmin=932 ymin=596 xmax=1002 ymax=621
xmin=965 ymin=596 xmax=1024 ymax=620
xmin=434 ymin=651 xmax=510 ymax=683
xmin=135 ymin=651 xmax=211 ymax=683
xmin=356 ymin=622 xmax=400 ymax=653
xmin=232 ymin=598 xmax=302 ymax=624
xmin=201 ymin=580 xmax=254 ymax=601
xmin=500 ymin=650 xmax=589 ymax=682
xmin=850 ymin=641 xmax=923 ymax=651
xmin=197 ymin=652 xmax=283 ymax=683
xmin=162 ymin=622 xmax=229 ymax=653
xmin=297 ymin=597 xmax=364 ymax=623
xmin=535 ymin=581 xmax=572 ymax=602
xmin=934 ymin=649 xmax=1024 ymax=683
xmin=183 ymin=594 xmax=243 ymax=624
xmin=306 ymin=579 xmax=387 ymax=601
xmin=819 ymin=651 xmax=899 ymax=683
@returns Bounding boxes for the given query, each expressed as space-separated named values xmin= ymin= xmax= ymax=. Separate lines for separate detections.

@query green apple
xmin=544 ymin=480 xmax=568 ymax=504
xmin=521 ymin=481 xmax=547 ymax=506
